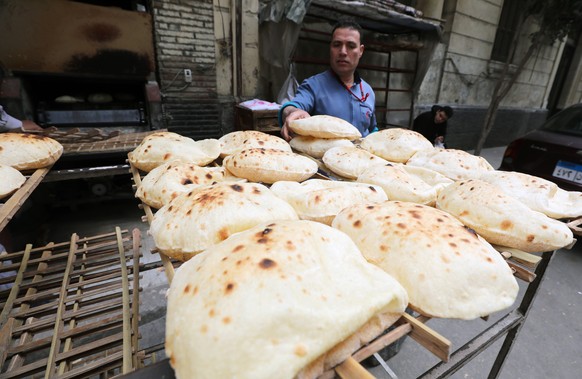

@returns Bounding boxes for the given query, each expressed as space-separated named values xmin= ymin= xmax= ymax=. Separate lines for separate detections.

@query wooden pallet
xmin=0 ymin=166 xmax=52 ymax=233
xmin=0 ymin=227 xmax=142 ymax=378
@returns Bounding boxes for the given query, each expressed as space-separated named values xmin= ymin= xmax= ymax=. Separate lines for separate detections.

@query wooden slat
xmin=0 ymin=167 xmax=51 ymax=231
xmin=336 ymin=357 xmax=376 ymax=379
xmin=131 ymin=228 xmax=141 ymax=369
xmin=0 ymin=245 xmax=32 ymax=326
xmin=399 ymin=313 xmax=451 ymax=362
xmin=44 ymin=234 xmax=78 ymax=379
xmin=116 ymin=227 xmax=133 ymax=374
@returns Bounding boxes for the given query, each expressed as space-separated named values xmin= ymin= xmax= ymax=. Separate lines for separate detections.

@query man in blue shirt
xmin=278 ymin=19 xmax=376 ymax=141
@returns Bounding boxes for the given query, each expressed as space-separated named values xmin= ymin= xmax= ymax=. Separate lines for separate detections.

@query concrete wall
xmin=415 ymin=0 xmax=566 ymax=148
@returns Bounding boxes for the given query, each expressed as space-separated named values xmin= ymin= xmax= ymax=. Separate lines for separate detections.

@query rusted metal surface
xmin=0 ymin=0 xmax=155 ymax=77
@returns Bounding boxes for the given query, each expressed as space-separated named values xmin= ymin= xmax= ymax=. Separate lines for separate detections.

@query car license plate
xmin=552 ymin=161 xmax=582 ymax=184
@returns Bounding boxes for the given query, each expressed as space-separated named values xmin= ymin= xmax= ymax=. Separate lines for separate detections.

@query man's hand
xmin=281 ymin=108 xmax=310 ymax=141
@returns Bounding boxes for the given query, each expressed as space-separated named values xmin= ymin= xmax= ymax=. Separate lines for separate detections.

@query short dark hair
xmin=331 ymin=17 xmax=363 ymax=41
xmin=442 ymin=106 xmax=454 ymax=118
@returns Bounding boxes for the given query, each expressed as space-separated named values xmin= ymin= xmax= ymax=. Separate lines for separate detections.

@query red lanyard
xmin=334 ymin=73 xmax=369 ymax=102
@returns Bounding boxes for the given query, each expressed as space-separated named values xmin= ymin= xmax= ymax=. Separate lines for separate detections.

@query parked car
xmin=499 ymin=104 xmax=582 ymax=192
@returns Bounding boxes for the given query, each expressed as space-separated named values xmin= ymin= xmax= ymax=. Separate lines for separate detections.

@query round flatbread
xmin=136 ymin=161 xmax=229 ymax=209
xmin=479 ymin=170 xmax=582 ymax=219
xmin=332 ymin=201 xmax=519 ymax=320
xmin=322 ymin=146 xmax=388 ymax=179
xmin=0 ymin=133 xmax=63 ymax=170
xmin=406 ymin=148 xmax=494 ymax=181
xmin=128 ymin=132 xmax=220 ymax=172
xmin=436 ymin=179 xmax=574 ymax=252
xmin=223 ymin=148 xmax=318 ymax=184
xmin=149 ymin=182 xmax=299 ymax=260
xmin=219 ymin=130 xmax=291 ymax=158
xmin=357 ymin=163 xmax=440 ymax=206
xmin=166 ymin=220 xmax=408 ymax=379
xmin=289 ymin=115 xmax=362 ymax=139
xmin=360 ymin=128 xmax=433 ymax=163
xmin=0 ymin=164 xmax=26 ymax=199
xmin=289 ymin=136 xmax=353 ymax=159
xmin=270 ymin=179 xmax=387 ymax=225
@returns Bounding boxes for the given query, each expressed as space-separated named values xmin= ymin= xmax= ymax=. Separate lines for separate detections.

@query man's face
xmin=329 ymin=27 xmax=364 ymax=78
xmin=434 ymin=110 xmax=448 ymax=124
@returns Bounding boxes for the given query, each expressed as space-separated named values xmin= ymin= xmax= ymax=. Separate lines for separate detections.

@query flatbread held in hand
xmin=289 ymin=115 xmax=362 ymax=139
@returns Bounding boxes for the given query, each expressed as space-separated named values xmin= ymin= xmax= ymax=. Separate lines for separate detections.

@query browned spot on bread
xmin=542 ymin=225 xmax=548 ymax=229
xmin=200 ymin=324 xmax=208 ymax=333
xmin=209 ymin=309 xmax=216 ymax=317
xmin=314 ymin=195 xmax=321 ymax=203
xmin=460 ymin=210 xmax=469 ymax=216
xmin=225 ymin=282 xmax=235 ymax=294
xmin=486 ymin=257 xmax=493 ymax=263
xmin=253 ymin=187 xmax=261 ymax=194
xmin=441 ymin=255 xmax=451 ymax=263
xmin=205 ymin=173 xmax=213 ymax=179
xmin=222 ymin=316 xmax=231 ymax=324
xmin=380 ymin=245 xmax=388 ymax=252
xmin=369 ymin=186 xmax=377 ymax=192
xmin=449 ymin=242 xmax=457 ymax=248
xmin=397 ymin=223 xmax=406 ymax=229
xmin=527 ymin=235 xmax=535 ymax=242
xmin=193 ymin=286 xmax=199 ymax=295
xmin=163 ymin=153 xmax=171 ymax=160
xmin=367 ymin=205 xmax=375 ymax=210
xmin=500 ymin=220 xmax=513 ymax=230
xmin=231 ymin=184 xmax=243 ymax=192
xmin=353 ymin=220 xmax=362 ymax=228
xmin=286 ymin=240 xmax=296 ymax=251
xmin=182 ymin=178 xmax=193 ymax=185
xmin=186 ymin=209 xmax=192 ymax=216
xmin=218 ymin=227 xmax=230 ymax=240
xmin=232 ymin=244 xmax=244 ymax=253
xmin=259 ymin=258 xmax=277 ymax=269
xmin=183 ymin=284 xmax=191 ymax=294
xmin=408 ymin=210 xmax=421 ymax=219
xmin=294 ymin=345 xmax=307 ymax=357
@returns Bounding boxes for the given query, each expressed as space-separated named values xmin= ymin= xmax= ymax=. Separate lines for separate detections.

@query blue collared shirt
xmin=279 ymin=69 xmax=377 ymax=137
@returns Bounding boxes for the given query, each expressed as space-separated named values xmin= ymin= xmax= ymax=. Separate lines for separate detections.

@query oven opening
xmin=21 ymin=74 xmax=150 ymax=131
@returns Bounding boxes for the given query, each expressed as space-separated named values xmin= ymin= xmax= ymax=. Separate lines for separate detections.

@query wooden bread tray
xmin=0 ymin=166 xmax=52 ymax=233
xmin=0 ymin=227 xmax=143 ymax=378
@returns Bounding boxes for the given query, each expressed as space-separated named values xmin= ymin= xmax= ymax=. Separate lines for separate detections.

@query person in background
xmin=413 ymin=105 xmax=454 ymax=148
xmin=278 ymin=18 xmax=376 ymax=141
xmin=0 ymin=105 xmax=43 ymax=132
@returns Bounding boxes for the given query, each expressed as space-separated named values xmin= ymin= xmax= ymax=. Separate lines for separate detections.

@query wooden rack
xmin=0 ymin=227 xmax=143 ymax=378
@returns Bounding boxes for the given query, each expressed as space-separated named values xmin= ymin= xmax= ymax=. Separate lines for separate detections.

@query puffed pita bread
xmin=128 ymin=132 xmax=220 ymax=172
xmin=289 ymin=115 xmax=362 ymax=139
xmin=332 ymin=201 xmax=519 ymax=319
xmin=479 ymin=171 xmax=582 ymax=219
xmin=223 ymin=148 xmax=317 ymax=184
xmin=270 ymin=179 xmax=387 ymax=225
xmin=437 ymin=179 xmax=574 ymax=252
xmin=136 ymin=161 xmax=232 ymax=209
xmin=149 ymin=182 xmax=298 ymax=260
xmin=289 ymin=136 xmax=353 ymax=159
xmin=401 ymin=165 xmax=454 ymax=189
xmin=0 ymin=164 xmax=26 ymax=199
xmin=166 ymin=220 xmax=408 ymax=379
xmin=360 ymin=128 xmax=433 ymax=163
xmin=406 ymin=148 xmax=494 ymax=181
xmin=0 ymin=133 xmax=63 ymax=170
xmin=322 ymin=146 xmax=388 ymax=179
xmin=357 ymin=163 xmax=440 ymax=206
xmin=219 ymin=130 xmax=291 ymax=158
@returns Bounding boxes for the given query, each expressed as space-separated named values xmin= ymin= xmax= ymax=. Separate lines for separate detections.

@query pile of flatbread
xmin=0 ymin=165 xmax=26 ymax=199
xmin=219 ymin=130 xmax=291 ymax=157
xmin=288 ymin=115 xmax=360 ymax=159
xmin=360 ymin=128 xmax=433 ymax=163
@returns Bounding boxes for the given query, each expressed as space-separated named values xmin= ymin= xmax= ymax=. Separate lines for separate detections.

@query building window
xmin=491 ymin=1 xmax=521 ymax=62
